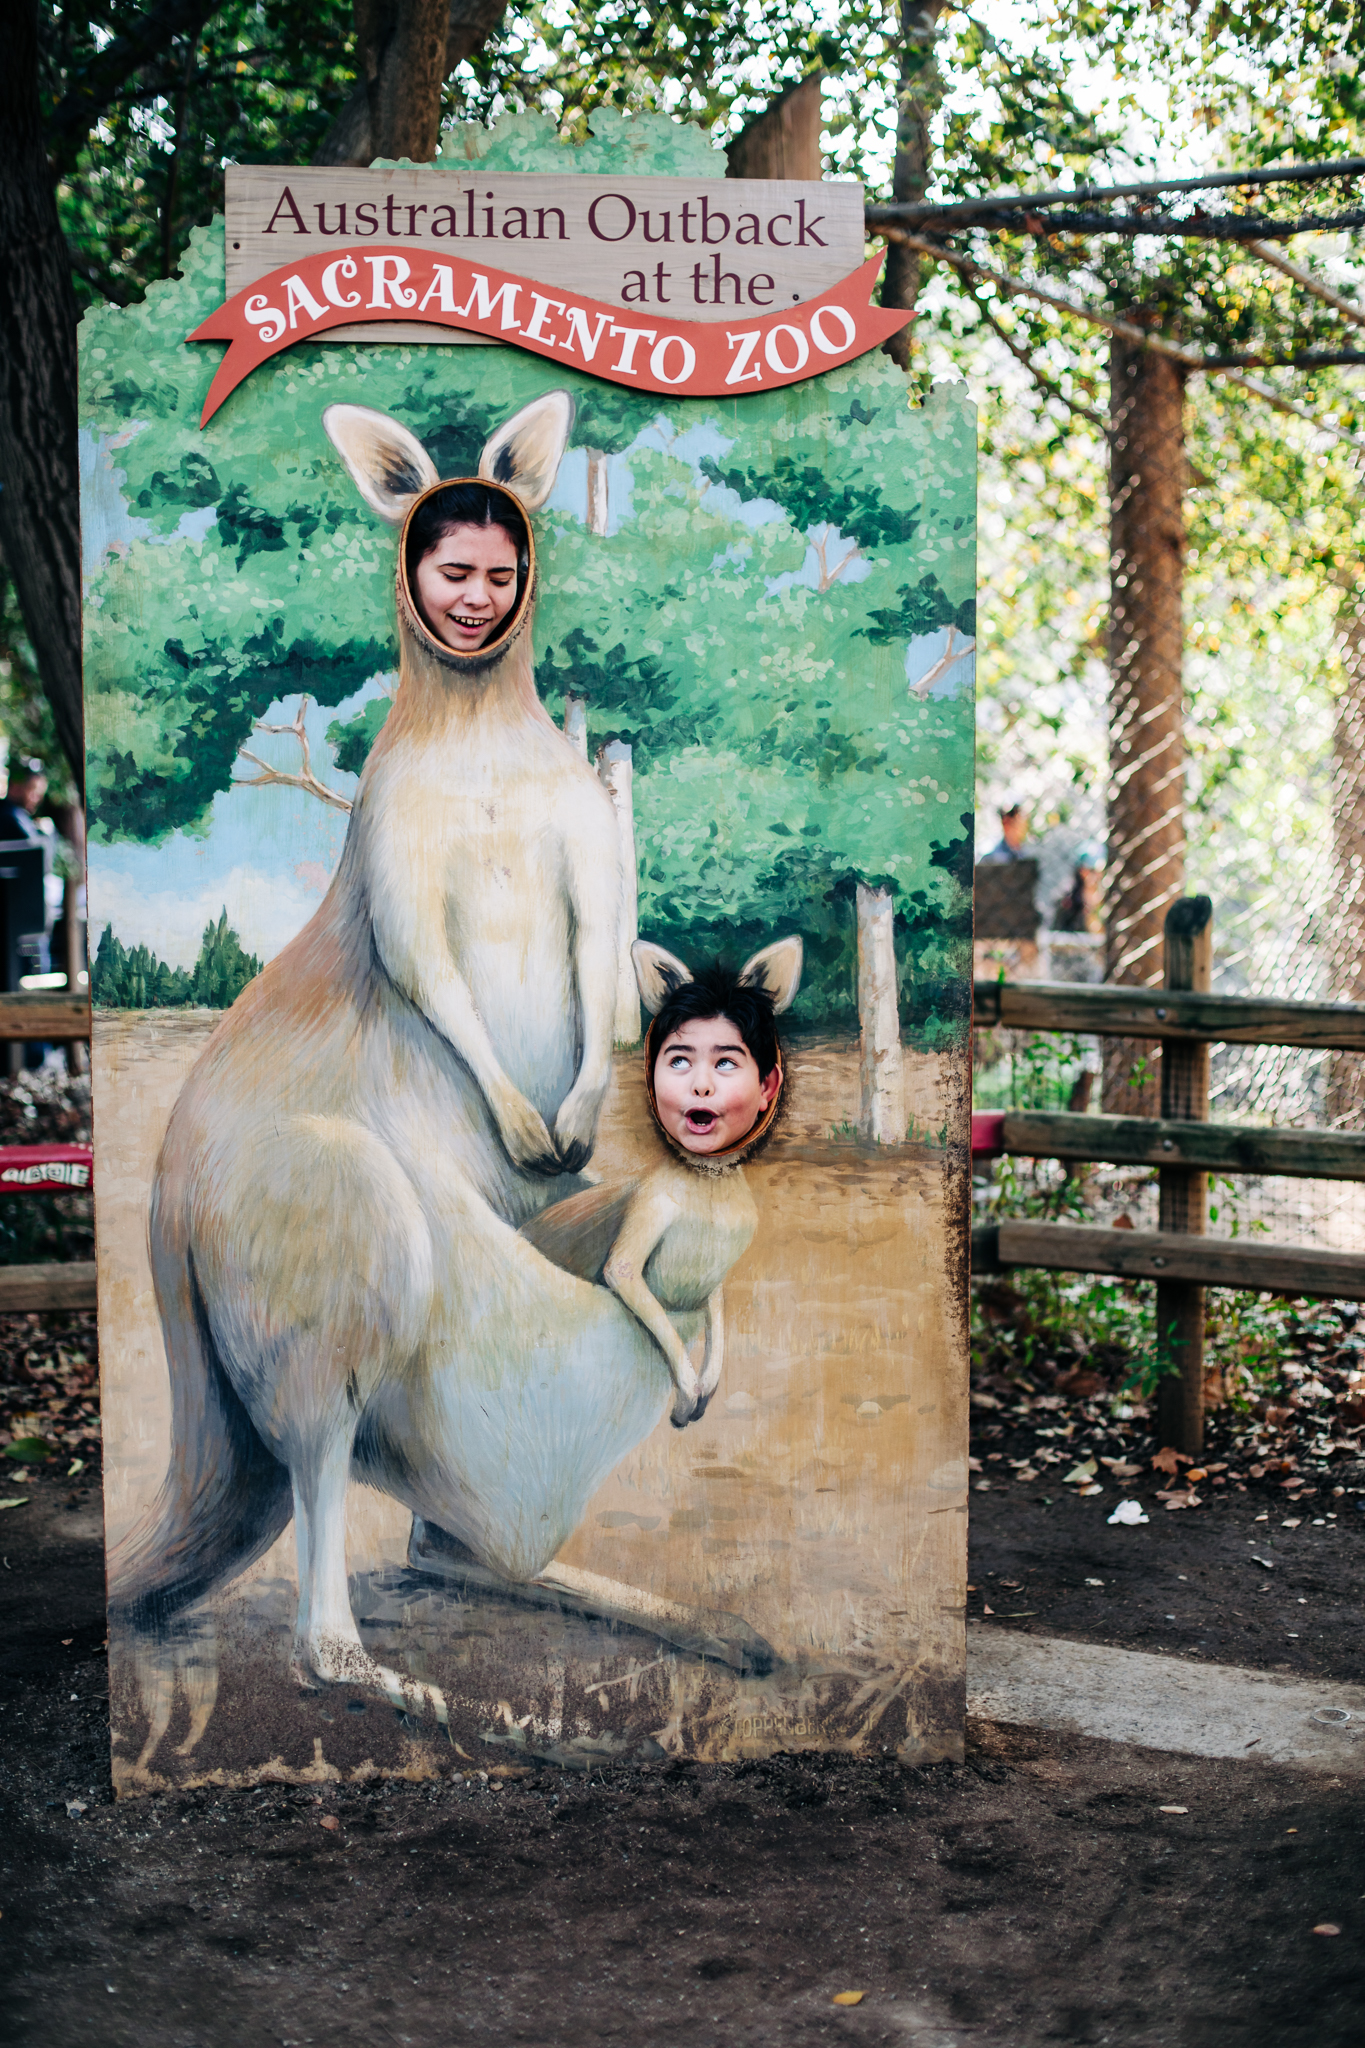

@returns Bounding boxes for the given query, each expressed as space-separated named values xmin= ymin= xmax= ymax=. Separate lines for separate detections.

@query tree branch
xmin=232 ymin=700 xmax=353 ymax=814
xmin=907 ymin=625 xmax=975 ymax=701
xmin=979 ymin=302 xmax=1109 ymax=431
xmin=46 ymin=0 xmax=227 ymax=171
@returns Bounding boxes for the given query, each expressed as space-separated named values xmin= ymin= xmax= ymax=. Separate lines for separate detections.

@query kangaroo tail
xmin=108 ymin=1197 xmax=293 ymax=1636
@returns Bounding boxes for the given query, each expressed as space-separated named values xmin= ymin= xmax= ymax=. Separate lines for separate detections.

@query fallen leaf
xmin=1062 ymin=1459 xmax=1098 ymax=1485
xmin=832 ymin=1992 xmax=865 ymax=2006
xmin=1151 ymin=1447 xmax=1188 ymax=1475
xmin=1281 ymin=1518 xmax=1302 ymax=1530
xmin=3 ymin=1438 xmax=52 ymax=1464
xmin=1084 ymin=1578 xmax=1105 ymax=1587
xmin=0 ymin=1498 xmax=29 ymax=1511
xmin=1250 ymin=1556 xmax=1275 ymax=1570
xmin=319 ymin=1815 xmax=340 ymax=1832
xmin=1312 ymin=1924 xmax=1341 ymax=1937
xmin=982 ymin=1603 xmax=994 ymax=1615
xmin=1107 ymin=1500 xmax=1149 ymax=1526
xmin=61 ymin=1638 xmax=72 ymax=1646
xmin=1056 ymin=1370 xmax=1106 ymax=1399
xmin=1158 ymin=1805 xmax=1188 ymax=1815
xmin=1185 ymin=1468 xmax=1209 ymax=1483
xmin=66 ymin=1458 xmax=85 ymax=1477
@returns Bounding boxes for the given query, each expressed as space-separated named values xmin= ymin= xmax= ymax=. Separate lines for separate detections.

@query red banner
xmin=0 ymin=1145 xmax=92 ymax=1193
xmin=188 ymin=248 xmax=910 ymax=424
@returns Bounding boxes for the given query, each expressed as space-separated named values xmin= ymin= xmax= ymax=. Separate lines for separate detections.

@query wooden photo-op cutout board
xmin=80 ymin=117 xmax=975 ymax=1791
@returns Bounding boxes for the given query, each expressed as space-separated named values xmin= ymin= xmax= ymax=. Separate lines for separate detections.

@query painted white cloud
xmin=88 ymin=863 xmax=327 ymax=971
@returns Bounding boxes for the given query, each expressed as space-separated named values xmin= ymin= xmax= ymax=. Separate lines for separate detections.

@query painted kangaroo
xmin=112 ymin=392 xmax=632 ymax=1713
xmin=111 ymin=394 xmax=786 ymax=1737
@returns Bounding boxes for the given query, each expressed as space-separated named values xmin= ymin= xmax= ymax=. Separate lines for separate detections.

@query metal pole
xmin=1156 ymin=895 xmax=1213 ymax=1452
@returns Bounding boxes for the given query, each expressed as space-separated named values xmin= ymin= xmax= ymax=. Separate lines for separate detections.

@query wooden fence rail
xmin=973 ymin=1221 xmax=1365 ymax=1303
xmin=976 ymin=1109 xmax=1365 ymax=1181
xmin=973 ymin=977 xmax=1365 ymax=1052
xmin=0 ymin=993 xmax=90 ymax=1042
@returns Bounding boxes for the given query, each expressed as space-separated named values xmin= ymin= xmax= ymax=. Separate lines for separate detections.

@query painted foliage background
xmin=81 ymin=117 xmax=977 ymax=1784
xmin=80 ymin=116 xmax=974 ymax=1030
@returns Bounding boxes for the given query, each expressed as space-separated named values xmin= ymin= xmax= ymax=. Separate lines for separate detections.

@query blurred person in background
xmin=980 ymin=803 xmax=1030 ymax=864
xmin=1053 ymin=842 xmax=1105 ymax=934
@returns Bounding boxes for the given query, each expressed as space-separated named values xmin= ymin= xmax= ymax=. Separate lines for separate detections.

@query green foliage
xmin=92 ymin=912 xmax=261 ymax=1011
xmin=42 ymin=2 xmax=360 ymax=312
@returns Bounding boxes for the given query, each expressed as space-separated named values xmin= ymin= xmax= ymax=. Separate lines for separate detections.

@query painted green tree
xmin=92 ymin=913 xmax=262 ymax=1010
xmin=80 ymin=123 xmax=975 ymax=1032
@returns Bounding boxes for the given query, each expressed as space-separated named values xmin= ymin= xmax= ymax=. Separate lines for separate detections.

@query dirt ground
xmin=1 ymin=1073 xmax=1361 ymax=2042
xmin=2 ymin=1463 xmax=1362 ymax=2048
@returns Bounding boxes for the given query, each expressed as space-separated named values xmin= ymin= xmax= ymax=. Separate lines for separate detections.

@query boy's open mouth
xmin=684 ymin=1109 xmax=717 ymax=1133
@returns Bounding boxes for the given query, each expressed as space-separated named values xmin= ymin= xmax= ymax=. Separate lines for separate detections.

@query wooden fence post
xmin=564 ymin=694 xmax=588 ymax=759
xmin=1156 ymin=894 xmax=1212 ymax=1452
xmin=857 ymin=881 xmax=905 ymax=1143
xmin=596 ymin=740 xmax=640 ymax=1044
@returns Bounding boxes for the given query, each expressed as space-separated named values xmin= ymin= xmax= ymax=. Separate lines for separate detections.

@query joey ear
xmin=322 ymin=404 xmax=440 ymax=526
xmin=631 ymin=940 xmax=693 ymax=1016
xmin=479 ymin=391 xmax=575 ymax=511
xmin=738 ymin=937 xmax=803 ymax=1014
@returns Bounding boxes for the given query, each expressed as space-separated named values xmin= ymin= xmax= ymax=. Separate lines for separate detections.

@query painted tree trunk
xmin=564 ymin=693 xmax=588 ymax=760
xmin=857 ymin=882 xmax=906 ymax=1144
xmin=596 ymin=740 xmax=640 ymax=1045
xmin=1103 ymin=334 xmax=1187 ymax=1116
xmin=585 ymin=451 xmax=609 ymax=537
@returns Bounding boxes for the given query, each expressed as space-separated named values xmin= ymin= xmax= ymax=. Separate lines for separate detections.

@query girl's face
xmin=653 ymin=1014 xmax=780 ymax=1155
xmin=414 ymin=522 xmax=520 ymax=651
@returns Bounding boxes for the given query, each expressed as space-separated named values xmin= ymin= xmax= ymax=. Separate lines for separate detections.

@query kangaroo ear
xmin=738 ymin=937 xmax=803 ymax=1014
xmin=479 ymin=391 xmax=575 ymax=511
xmin=323 ymin=404 xmax=440 ymax=526
xmin=632 ymin=940 xmax=693 ymax=1016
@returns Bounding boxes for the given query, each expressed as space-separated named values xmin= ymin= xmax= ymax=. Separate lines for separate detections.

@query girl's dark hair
xmin=651 ymin=962 xmax=780 ymax=1080
xmin=405 ymin=481 xmax=530 ymax=642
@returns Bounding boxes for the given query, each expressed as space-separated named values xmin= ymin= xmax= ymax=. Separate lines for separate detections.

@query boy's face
xmin=653 ymin=1013 xmax=780 ymax=1155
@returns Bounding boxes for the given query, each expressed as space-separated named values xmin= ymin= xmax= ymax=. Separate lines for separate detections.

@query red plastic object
xmin=0 ymin=1144 xmax=93 ymax=1193
xmin=970 ymin=1112 xmax=1005 ymax=1159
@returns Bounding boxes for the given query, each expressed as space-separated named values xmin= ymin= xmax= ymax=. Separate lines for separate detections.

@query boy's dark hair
xmin=651 ymin=962 xmax=780 ymax=1080
xmin=405 ymin=481 xmax=530 ymax=641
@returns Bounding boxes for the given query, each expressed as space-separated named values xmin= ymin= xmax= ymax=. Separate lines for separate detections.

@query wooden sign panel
xmin=226 ymin=166 xmax=865 ymax=347
xmin=81 ymin=117 xmax=975 ymax=1794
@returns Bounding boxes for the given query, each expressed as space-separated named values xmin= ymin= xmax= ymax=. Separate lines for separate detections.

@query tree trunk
xmin=1103 ymin=334 xmax=1187 ymax=1115
xmin=1326 ymin=584 xmax=1365 ymax=1124
xmin=0 ymin=3 xmax=84 ymax=787
xmin=317 ymin=0 xmax=509 ymax=167
xmin=880 ymin=0 xmax=946 ymax=369
xmin=726 ymin=73 xmax=823 ymax=181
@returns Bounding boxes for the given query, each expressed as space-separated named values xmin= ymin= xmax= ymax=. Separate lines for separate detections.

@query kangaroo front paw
xmin=553 ymin=1084 xmax=606 ymax=1173
xmin=494 ymin=1090 xmax=560 ymax=1175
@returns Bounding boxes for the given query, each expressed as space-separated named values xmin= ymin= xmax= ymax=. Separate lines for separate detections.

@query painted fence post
xmin=564 ymin=693 xmax=588 ymax=759
xmin=596 ymin=739 xmax=641 ymax=1044
xmin=857 ymin=881 xmax=905 ymax=1143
